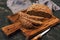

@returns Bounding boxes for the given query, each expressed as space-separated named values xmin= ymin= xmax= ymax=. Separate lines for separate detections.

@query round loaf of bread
xmin=27 ymin=4 xmax=52 ymax=14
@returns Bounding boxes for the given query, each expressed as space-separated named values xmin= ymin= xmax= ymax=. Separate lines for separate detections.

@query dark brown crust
xmin=1 ymin=4 xmax=60 ymax=40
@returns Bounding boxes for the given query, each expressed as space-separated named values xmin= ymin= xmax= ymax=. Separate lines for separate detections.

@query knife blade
xmin=31 ymin=28 xmax=50 ymax=40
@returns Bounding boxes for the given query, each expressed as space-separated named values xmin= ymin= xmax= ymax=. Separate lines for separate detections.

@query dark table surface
xmin=0 ymin=0 xmax=60 ymax=40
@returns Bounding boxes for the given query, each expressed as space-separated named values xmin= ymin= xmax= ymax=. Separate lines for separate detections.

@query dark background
xmin=0 ymin=0 xmax=60 ymax=40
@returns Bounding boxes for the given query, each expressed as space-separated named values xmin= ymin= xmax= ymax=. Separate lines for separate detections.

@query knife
xmin=31 ymin=28 xmax=50 ymax=40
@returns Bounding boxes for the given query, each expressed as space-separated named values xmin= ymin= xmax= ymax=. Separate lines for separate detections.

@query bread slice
xmin=1 ymin=4 xmax=60 ymax=40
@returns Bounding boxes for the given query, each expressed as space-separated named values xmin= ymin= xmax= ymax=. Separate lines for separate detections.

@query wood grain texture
xmin=2 ymin=22 xmax=21 ymax=35
xmin=0 ymin=0 xmax=60 ymax=40
xmin=1 ymin=4 xmax=60 ymax=40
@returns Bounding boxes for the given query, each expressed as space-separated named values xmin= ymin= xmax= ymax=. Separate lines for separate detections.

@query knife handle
xmin=31 ymin=34 xmax=41 ymax=40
